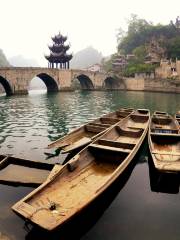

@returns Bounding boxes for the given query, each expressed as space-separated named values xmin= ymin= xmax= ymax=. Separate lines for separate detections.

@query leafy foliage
xmin=166 ymin=36 xmax=180 ymax=60
xmin=102 ymin=15 xmax=180 ymax=76
xmin=123 ymin=63 xmax=158 ymax=77
xmin=118 ymin=14 xmax=180 ymax=58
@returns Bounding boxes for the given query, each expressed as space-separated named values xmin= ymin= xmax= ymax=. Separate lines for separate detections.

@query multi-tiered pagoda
xmin=45 ymin=32 xmax=72 ymax=69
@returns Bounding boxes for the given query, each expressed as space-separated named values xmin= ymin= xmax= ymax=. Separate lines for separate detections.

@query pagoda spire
xmin=45 ymin=32 xmax=72 ymax=69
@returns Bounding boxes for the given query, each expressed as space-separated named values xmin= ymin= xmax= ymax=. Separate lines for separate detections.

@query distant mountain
xmin=8 ymin=55 xmax=40 ymax=67
xmin=0 ymin=49 xmax=11 ymax=67
xmin=70 ymin=46 xmax=103 ymax=69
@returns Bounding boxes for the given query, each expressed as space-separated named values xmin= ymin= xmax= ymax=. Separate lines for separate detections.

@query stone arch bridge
xmin=0 ymin=67 xmax=126 ymax=95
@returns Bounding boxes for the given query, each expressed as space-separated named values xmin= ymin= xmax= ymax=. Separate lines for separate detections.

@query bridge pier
xmin=14 ymin=89 xmax=29 ymax=95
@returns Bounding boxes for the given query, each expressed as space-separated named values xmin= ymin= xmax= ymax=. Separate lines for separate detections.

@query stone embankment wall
xmin=144 ymin=78 xmax=180 ymax=93
xmin=122 ymin=59 xmax=180 ymax=93
xmin=124 ymin=77 xmax=144 ymax=91
xmin=123 ymin=76 xmax=180 ymax=93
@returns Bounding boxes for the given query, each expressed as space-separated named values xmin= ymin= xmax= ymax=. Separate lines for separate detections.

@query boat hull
xmin=148 ymin=112 xmax=180 ymax=173
xmin=12 ymin=109 xmax=150 ymax=231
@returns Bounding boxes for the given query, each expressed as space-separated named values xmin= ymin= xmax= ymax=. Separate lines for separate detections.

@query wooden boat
xmin=175 ymin=111 xmax=180 ymax=127
xmin=47 ymin=108 xmax=134 ymax=153
xmin=148 ymin=112 xmax=180 ymax=172
xmin=12 ymin=109 xmax=150 ymax=231
xmin=0 ymin=155 xmax=54 ymax=186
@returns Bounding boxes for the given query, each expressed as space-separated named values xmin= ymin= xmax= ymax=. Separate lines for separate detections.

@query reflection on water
xmin=148 ymin=152 xmax=180 ymax=194
xmin=0 ymin=90 xmax=180 ymax=239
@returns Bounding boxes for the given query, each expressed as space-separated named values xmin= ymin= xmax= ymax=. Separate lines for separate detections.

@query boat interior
xmin=84 ymin=109 xmax=134 ymax=135
xmin=150 ymin=134 xmax=180 ymax=162
xmin=47 ymin=109 xmax=134 ymax=150
xmin=89 ymin=110 xmax=149 ymax=161
xmin=150 ymin=112 xmax=180 ymax=163
xmin=0 ymin=155 xmax=53 ymax=185
xmin=14 ymin=110 xmax=149 ymax=229
xmin=151 ymin=115 xmax=179 ymax=134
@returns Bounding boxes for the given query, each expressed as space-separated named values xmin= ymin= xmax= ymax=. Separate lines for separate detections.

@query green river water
xmin=0 ymin=90 xmax=180 ymax=240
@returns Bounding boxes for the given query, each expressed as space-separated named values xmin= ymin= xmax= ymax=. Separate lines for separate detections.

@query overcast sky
xmin=0 ymin=0 xmax=179 ymax=66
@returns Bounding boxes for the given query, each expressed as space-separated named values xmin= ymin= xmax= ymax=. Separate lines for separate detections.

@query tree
xmin=167 ymin=36 xmax=180 ymax=60
xmin=133 ymin=45 xmax=147 ymax=63
xmin=117 ymin=15 xmax=179 ymax=55
xmin=117 ymin=14 xmax=152 ymax=54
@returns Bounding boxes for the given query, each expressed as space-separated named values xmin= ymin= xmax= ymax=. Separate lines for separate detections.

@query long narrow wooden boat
xmin=148 ymin=112 xmax=180 ymax=172
xmin=47 ymin=108 xmax=134 ymax=153
xmin=0 ymin=155 xmax=54 ymax=186
xmin=12 ymin=109 xmax=150 ymax=231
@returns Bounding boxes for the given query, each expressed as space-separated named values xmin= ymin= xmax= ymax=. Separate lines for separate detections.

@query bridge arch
xmin=34 ymin=73 xmax=59 ymax=92
xmin=0 ymin=76 xmax=13 ymax=96
xmin=103 ymin=77 xmax=126 ymax=90
xmin=72 ymin=74 xmax=94 ymax=90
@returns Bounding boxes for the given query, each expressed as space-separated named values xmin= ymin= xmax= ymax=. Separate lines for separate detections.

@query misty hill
xmin=0 ymin=49 xmax=10 ymax=67
xmin=8 ymin=55 xmax=40 ymax=67
xmin=28 ymin=77 xmax=46 ymax=90
xmin=70 ymin=46 xmax=103 ymax=69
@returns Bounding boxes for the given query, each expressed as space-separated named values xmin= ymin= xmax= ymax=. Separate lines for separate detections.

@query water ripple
xmin=0 ymin=91 xmax=180 ymax=160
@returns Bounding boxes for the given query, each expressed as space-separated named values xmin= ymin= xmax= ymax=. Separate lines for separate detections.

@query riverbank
xmin=121 ymin=77 xmax=180 ymax=94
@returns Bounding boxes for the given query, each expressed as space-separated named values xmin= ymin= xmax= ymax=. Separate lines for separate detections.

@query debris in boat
xmin=49 ymin=202 xmax=57 ymax=211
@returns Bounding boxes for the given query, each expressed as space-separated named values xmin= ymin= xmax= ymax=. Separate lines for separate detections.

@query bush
xmin=123 ymin=63 xmax=158 ymax=77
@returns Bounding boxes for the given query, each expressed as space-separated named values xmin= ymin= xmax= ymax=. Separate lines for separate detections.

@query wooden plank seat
xmin=130 ymin=114 xmax=149 ymax=122
xmin=97 ymin=139 xmax=135 ymax=149
xmin=88 ymin=122 xmax=111 ymax=128
xmin=85 ymin=124 xmax=106 ymax=133
xmin=151 ymin=130 xmax=179 ymax=135
xmin=100 ymin=117 xmax=120 ymax=124
xmin=116 ymin=126 xmax=143 ymax=138
xmin=152 ymin=151 xmax=180 ymax=156
xmin=89 ymin=143 xmax=131 ymax=153
xmin=128 ymin=127 xmax=144 ymax=130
